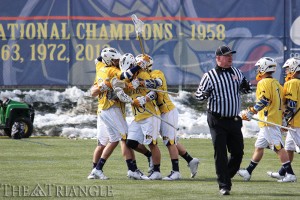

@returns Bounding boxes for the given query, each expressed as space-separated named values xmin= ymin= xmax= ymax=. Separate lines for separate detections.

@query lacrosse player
xmin=113 ymin=53 xmax=163 ymax=180
xmin=238 ymin=57 xmax=297 ymax=182
xmin=88 ymin=52 xmax=108 ymax=175
xmin=267 ymin=57 xmax=300 ymax=181
xmin=88 ymin=48 xmax=149 ymax=180
xmin=135 ymin=54 xmax=200 ymax=180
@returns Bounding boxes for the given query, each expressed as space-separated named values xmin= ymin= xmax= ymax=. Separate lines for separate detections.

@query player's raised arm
xmin=118 ymin=53 xmax=149 ymax=80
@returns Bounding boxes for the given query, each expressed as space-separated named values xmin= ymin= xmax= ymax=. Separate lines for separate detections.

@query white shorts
xmin=97 ymin=115 xmax=109 ymax=146
xmin=161 ymin=108 xmax=178 ymax=145
xmin=285 ymin=128 xmax=300 ymax=151
xmin=98 ymin=106 xmax=128 ymax=143
xmin=255 ymin=126 xmax=284 ymax=151
xmin=127 ymin=116 xmax=160 ymax=145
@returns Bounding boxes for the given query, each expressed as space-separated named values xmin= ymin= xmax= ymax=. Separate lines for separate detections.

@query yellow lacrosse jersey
xmin=129 ymin=70 xmax=160 ymax=121
xmin=283 ymin=78 xmax=300 ymax=127
xmin=256 ymin=78 xmax=283 ymax=128
xmin=93 ymin=61 xmax=106 ymax=83
xmin=93 ymin=64 xmax=124 ymax=114
xmin=150 ymin=70 xmax=175 ymax=113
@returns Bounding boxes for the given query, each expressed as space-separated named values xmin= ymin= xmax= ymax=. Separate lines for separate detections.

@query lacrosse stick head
xmin=131 ymin=14 xmax=144 ymax=35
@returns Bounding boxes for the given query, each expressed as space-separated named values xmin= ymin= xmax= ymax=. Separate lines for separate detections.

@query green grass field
xmin=0 ymin=137 xmax=299 ymax=199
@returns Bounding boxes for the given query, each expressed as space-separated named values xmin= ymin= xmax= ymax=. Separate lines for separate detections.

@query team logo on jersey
xmin=231 ymin=74 xmax=239 ymax=81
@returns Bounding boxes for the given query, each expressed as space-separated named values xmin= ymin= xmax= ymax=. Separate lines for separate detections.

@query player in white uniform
xmin=267 ymin=57 xmax=300 ymax=181
xmin=135 ymin=54 xmax=200 ymax=180
xmin=238 ymin=57 xmax=296 ymax=182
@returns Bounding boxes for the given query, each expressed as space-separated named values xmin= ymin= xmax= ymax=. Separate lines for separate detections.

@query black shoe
xmin=219 ymin=188 xmax=230 ymax=195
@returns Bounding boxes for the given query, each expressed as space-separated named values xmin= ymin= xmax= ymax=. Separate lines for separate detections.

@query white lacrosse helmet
xmin=100 ymin=47 xmax=121 ymax=66
xmin=282 ymin=57 xmax=300 ymax=74
xmin=135 ymin=54 xmax=154 ymax=70
xmin=255 ymin=57 xmax=277 ymax=74
xmin=119 ymin=53 xmax=136 ymax=72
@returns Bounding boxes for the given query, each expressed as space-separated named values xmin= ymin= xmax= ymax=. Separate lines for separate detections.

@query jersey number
xmin=276 ymin=88 xmax=282 ymax=110
xmin=133 ymin=106 xmax=145 ymax=116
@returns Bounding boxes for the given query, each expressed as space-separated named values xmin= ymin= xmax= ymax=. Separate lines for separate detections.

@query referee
xmin=195 ymin=45 xmax=252 ymax=195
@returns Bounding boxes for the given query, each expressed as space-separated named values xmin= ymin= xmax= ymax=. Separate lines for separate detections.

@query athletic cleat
xmin=188 ymin=158 xmax=200 ymax=178
xmin=296 ymin=145 xmax=300 ymax=154
xmin=127 ymin=169 xmax=150 ymax=180
xmin=148 ymin=156 xmax=154 ymax=173
xmin=162 ymin=171 xmax=181 ymax=181
xmin=87 ymin=172 xmax=96 ymax=179
xmin=88 ymin=168 xmax=108 ymax=180
xmin=127 ymin=170 xmax=139 ymax=179
xmin=278 ymin=174 xmax=297 ymax=182
xmin=219 ymin=188 xmax=230 ymax=195
xmin=136 ymin=169 xmax=150 ymax=180
xmin=148 ymin=171 xmax=162 ymax=180
xmin=267 ymin=171 xmax=284 ymax=180
xmin=237 ymin=169 xmax=251 ymax=181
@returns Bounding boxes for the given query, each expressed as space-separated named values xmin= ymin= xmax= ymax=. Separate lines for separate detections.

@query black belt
xmin=208 ymin=110 xmax=239 ymax=120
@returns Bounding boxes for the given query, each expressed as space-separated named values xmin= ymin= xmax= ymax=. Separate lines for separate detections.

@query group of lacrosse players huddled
xmin=87 ymin=47 xmax=200 ymax=181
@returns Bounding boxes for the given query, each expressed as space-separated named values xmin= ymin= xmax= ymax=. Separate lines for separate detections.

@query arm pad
xmin=146 ymin=91 xmax=157 ymax=101
xmin=253 ymin=96 xmax=270 ymax=111
xmin=144 ymin=78 xmax=163 ymax=89
xmin=284 ymin=99 xmax=297 ymax=119
xmin=111 ymin=77 xmax=126 ymax=90
xmin=120 ymin=65 xmax=141 ymax=80
xmin=114 ymin=87 xmax=132 ymax=103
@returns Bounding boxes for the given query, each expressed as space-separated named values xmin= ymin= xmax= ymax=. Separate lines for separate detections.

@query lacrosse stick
xmin=139 ymin=87 xmax=179 ymax=96
xmin=252 ymin=117 xmax=296 ymax=132
xmin=132 ymin=14 xmax=145 ymax=55
xmin=113 ymin=86 xmax=178 ymax=130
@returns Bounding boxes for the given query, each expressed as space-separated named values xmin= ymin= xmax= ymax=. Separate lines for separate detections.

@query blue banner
xmin=0 ymin=0 xmax=298 ymax=87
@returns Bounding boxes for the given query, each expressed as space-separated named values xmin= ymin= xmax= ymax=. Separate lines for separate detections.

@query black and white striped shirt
xmin=195 ymin=66 xmax=248 ymax=117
